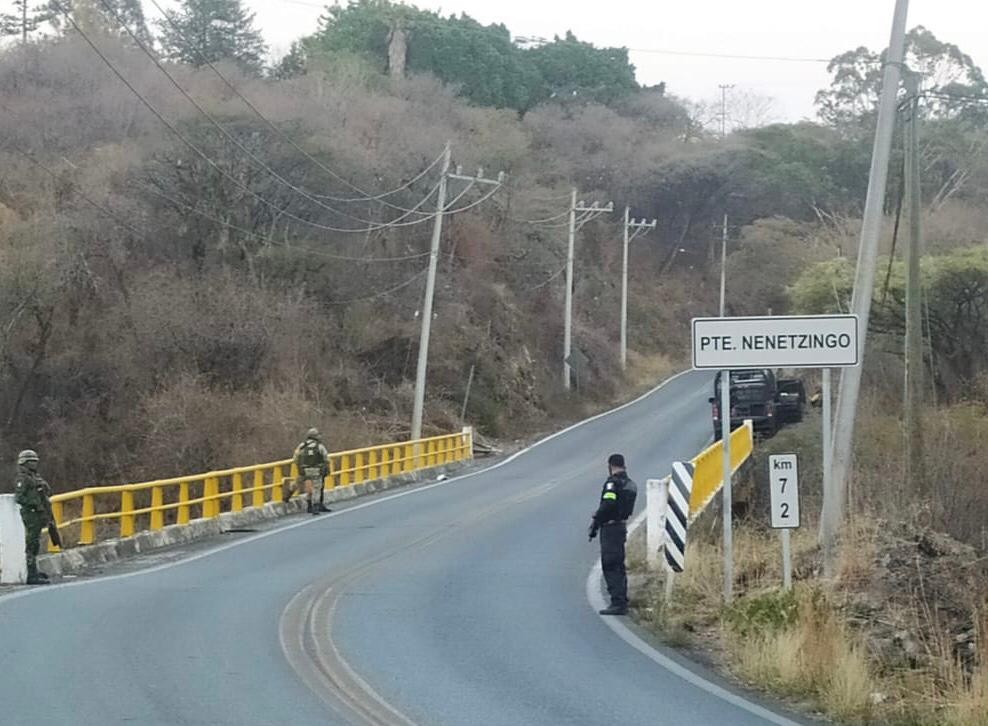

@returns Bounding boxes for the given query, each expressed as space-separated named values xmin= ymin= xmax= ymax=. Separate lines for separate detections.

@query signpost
xmin=769 ymin=454 xmax=800 ymax=590
xmin=692 ymin=314 xmax=859 ymax=370
xmin=691 ymin=314 xmax=859 ymax=602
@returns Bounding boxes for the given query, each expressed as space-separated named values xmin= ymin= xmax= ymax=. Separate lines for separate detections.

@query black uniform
xmin=592 ymin=471 xmax=638 ymax=610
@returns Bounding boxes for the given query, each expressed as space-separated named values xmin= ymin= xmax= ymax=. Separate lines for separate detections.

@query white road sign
xmin=769 ymin=454 xmax=800 ymax=529
xmin=692 ymin=315 xmax=859 ymax=369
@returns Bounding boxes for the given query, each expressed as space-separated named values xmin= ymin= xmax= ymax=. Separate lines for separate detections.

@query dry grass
xmin=946 ymin=666 xmax=988 ymax=726
xmin=727 ymin=587 xmax=875 ymax=722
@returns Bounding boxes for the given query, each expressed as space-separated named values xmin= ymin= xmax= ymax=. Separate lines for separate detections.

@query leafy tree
xmin=157 ymin=0 xmax=267 ymax=75
xmin=790 ymin=245 xmax=988 ymax=389
xmin=44 ymin=0 xmax=151 ymax=45
xmin=524 ymin=32 xmax=638 ymax=106
xmin=0 ymin=1 xmax=53 ymax=43
xmin=816 ymin=26 xmax=988 ymax=131
xmin=306 ymin=0 xmax=637 ymax=111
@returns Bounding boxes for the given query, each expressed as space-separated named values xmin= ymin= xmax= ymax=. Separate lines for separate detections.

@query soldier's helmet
xmin=306 ymin=428 xmax=320 ymax=440
xmin=17 ymin=450 xmax=39 ymax=465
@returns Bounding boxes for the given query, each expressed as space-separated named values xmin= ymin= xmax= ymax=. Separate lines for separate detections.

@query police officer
xmin=293 ymin=428 xmax=331 ymax=514
xmin=588 ymin=453 xmax=637 ymax=615
xmin=14 ymin=450 xmax=57 ymax=585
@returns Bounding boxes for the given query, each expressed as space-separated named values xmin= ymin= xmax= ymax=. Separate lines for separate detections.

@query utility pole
xmin=719 ymin=214 xmax=728 ymax=317
xmin=411 ymin=144 xmax=503 ymax=440
xmin=564 ymin=191 xmax=613 ymax=390
xmin=903 ymin=71 xmax=926 ymax=497
xmin=719 ymin=84 xmax=734 ymax=137
xmin=824 ymin=0 xmax=910 ymax=577
xmin=621 ymin=207 xmax=657 ymax=370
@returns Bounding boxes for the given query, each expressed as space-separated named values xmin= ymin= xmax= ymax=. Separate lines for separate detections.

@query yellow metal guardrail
xmin=47 ymin=429 xmax=473 ymax=551
xmin=688 ymin=420 xmax=754 ymax=517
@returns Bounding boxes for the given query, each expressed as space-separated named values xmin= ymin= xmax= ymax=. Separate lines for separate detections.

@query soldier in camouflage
xmin=14 ymin=450 xmax=54 ymax=585
xmin=293 ymin=428 xmax=331 ymax=515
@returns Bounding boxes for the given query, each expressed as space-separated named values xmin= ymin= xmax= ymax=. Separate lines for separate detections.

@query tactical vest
xmin=298 ymin=439 xmax=323 ymax=467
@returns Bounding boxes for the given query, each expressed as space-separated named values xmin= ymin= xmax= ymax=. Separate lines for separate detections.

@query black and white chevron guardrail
xmin=664 ymin=461 xmax=694 ymax=573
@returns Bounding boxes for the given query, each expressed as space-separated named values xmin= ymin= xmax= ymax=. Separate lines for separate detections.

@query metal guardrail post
xmin=204 ymin=476 xmax=219 ymax=517
xmin=252 ymin=470 xmax=264 ymax=508
xmin=120 ymin=490 xmax=135 ymax=537
xmin=178 ymin=482 xmax=190 ymax=524
xmin=80 ymin=493 xmax=95 ymax=544
xmin=231 ymin=472 xmax=243 ymax=512
xmin=355 ymin=453 xmax=365 ymax=483
xmin=150 ymin=487 xmax=164 ymax=530
xmin=368 ymin=449 xmax=378 ymax=480
xmin=340 ymin=455 xmax=351 ymax=486
xmin=270 ymin=467 xmax=282 ymax=504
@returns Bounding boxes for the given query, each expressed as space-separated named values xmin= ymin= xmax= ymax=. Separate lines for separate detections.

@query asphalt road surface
xmin=0 ymin=371 xmax=807 ymax=725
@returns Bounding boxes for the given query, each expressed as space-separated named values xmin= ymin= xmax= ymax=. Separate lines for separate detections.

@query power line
xmin=325 ymin=267 xmax=428 ymax=305
xmin=628 ymin=47 xmax=829 ymax=63
xmin=8 ymin=141 xmax=432 ymax=265
xmin=145 ymin=0 xmax=442 ymax=210
xmin=140 ymin=183 xmax=432 ymax=261
xmin=96 ymin=0 xmax=440 ymax=228
xmin=9 ymin=147 xmax=146 ymax=238
xmin=51 ymin=2 xmax=442 ymax=236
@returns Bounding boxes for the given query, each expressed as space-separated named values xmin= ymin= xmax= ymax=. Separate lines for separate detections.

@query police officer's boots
xmin=26 ymin=564 xmax=49 ymax=585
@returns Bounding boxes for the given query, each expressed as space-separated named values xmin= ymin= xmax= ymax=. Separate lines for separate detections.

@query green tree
xmin=816 ymin=26 xmax=988 ymax=131
xmin=524 ymin=32 xmax=638 ymax=106
xmin=0 ymin=1 xmax=52 ymax=43
xmin=157 ymin=0 xmax=267 ymax=75
xmin=790 ymin=245 xmax=988 ymax=389
xmin=305 ymin=1 xmax=637 ymax=111
xmin=45 ymin=0 xmax=151 ymax=45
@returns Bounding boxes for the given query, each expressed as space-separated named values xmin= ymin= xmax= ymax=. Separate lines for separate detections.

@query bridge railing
xmin=47 ymin=429 xmax=473 ymax=550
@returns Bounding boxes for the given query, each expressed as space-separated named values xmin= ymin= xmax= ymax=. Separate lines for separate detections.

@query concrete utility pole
xmin=411 ymin=145 xmax=503 ymax=440
xmin=719 ymin=84 xmax=734 ymax=137
xmin=564 ymin=191 xmax=613 ymax=390
xmin=903 ymin=71 xmax=926 ymax=497
xmin=621 ymin=207 xmax=657 ymax=370
xmin=719 ymin=214 xmax=728 ymax=317
xmin=824 ymin=0 xmax=910 ymax=576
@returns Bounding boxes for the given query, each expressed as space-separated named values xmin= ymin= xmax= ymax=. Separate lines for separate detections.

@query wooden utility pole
xmin=903 ymin=72 xmax=926 ymax=496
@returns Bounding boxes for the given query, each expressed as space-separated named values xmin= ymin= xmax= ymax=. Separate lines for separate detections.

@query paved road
xmin=0 ymin=371 xmax=803 ymax=725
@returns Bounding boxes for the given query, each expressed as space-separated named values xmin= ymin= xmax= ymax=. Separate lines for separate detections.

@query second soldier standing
xmin=588 ymin=453 xmax=637 ymax=615
xmin=293 ymin=428 xmax=331 ymax=514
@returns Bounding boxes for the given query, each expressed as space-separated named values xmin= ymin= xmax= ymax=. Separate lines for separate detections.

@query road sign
xmin=692 ymin=314 xmax=859 ymax=369
xmin=769 ymin=454 xmax=800 ymax=529
xmin=664 ymin=461 xmax=693 ymax=573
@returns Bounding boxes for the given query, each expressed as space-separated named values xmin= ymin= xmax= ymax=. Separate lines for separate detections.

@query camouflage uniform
xmin=13 ymin=450 xmax=52 ymax=584
xmin=293 ymin=429 xmax=331 ymax=514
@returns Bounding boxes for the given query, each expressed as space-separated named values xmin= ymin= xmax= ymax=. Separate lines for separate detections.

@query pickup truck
xmin=776 ymin=377 xmax=806 ymax=424
xmin=710 ymin=369 xmax=809 ymax=439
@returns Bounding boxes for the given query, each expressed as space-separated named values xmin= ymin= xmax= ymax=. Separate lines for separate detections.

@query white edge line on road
xmin=0 ymin=369 xmax=699 ymax=607
xmin=585 ymin=516 xmax=803 ymax=726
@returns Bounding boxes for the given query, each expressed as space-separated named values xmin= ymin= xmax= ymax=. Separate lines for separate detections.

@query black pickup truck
xmin=776 ymin=377 xmax=807 ymax=424
xmin=710 ymin=369 xmax=806 ymax=439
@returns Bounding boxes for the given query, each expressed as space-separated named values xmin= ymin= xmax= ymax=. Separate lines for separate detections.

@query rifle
xmin=42 ymin=499 xmax=62 ymax=549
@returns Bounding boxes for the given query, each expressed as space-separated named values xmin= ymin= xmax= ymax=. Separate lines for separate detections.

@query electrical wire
xmin=8 ymin=142 xmax=431 ymax=265
xmin=146 ymin=0 xmax=445 ymax=210
xmin=140 ymin=183 xmax=432 ymax=261
xmin=97 ymin=0 xmax=439 ymax=227
xmin=628 ymin=47 xmax=829 ymax=63
xmin=51 ymin=3 xmax=443 ymax=235
xmin=325 ymin=267 xmax=428 ymax=305
xmin=10 ymin=147 xmax=147 ymax=238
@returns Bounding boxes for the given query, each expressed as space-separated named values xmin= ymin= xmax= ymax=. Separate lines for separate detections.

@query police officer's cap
xmin=17 ymin=449 xmax=39 ymax=465
xmin=306 ymin=428 xmax=320 ymax=440
xmin=608 ymin=453 xmax=625 ymax=468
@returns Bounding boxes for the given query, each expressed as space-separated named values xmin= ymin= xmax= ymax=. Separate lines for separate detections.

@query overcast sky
xmin=154 ymin=1 xmax=988 ymax=122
